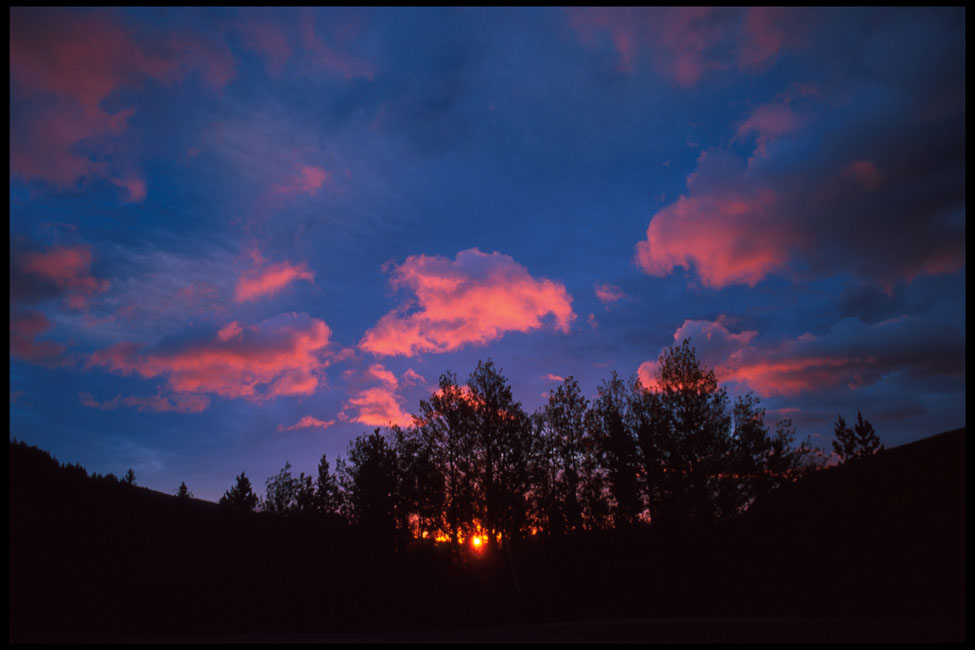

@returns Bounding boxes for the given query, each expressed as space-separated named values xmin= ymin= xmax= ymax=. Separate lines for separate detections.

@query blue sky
xmin=10 ymin=7 xmax=965 ymax=501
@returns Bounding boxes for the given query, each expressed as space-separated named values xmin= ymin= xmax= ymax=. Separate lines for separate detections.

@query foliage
xmin=176 ymin=482 xmax=192 ymax=500
xmin=219 ymin=472 xmax=259 ymax=513
xmin=833 ymin=411 xmax=884 ymax=463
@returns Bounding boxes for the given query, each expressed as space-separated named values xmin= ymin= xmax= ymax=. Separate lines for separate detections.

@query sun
xmin=470 ymin=535 xmax=484 ymax=550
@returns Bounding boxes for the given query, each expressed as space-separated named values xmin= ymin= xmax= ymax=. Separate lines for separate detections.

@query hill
xmin=8 ymin=430 xmax=965 ymax=642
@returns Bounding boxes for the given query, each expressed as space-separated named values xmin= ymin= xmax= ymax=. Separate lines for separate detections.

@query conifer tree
xmin=219 ymin=472 xmax=259 ymax=512
xmin=832 ymin=411 xmax=883 ymax=463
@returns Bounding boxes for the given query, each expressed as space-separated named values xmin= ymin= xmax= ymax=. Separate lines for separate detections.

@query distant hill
xmin=9 ymin=430 xmax=965 ymax=642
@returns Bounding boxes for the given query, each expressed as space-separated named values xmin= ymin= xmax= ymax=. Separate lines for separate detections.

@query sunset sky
xmin=10 ymin=7 xmax=965 ymax=501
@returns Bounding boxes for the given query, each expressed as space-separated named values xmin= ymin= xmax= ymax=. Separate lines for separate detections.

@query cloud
xmin=79 ymin=391 xmax=210 ymax=413
xmin=367 ymin=363 xmax=399 ymax=388
xmin=277 ymin=415 xmax=336 ymax=432
xmin=635 ymin=184 xmax=791 ymax=288
xmin=341 ymin=386 xmax=413 ymax=428
xmin=300 ymin=8 xmax=376 ymax=80
xmin=634 ymin=41 xmax=965 ymax=292
xmin=9 ymin=7 xmax=234 ymax=200
xmin=360 ymin=248 xmax=575 ymax=356
xmin=642 ymin=315 xmax=964 ymax=398
xmin=87 ymin=312 xmax=331 ymax=401
xmin=236 ymin=10 xmax=294 ymax=75
xmin=18 ymin=244 xmax=109 ymax=308
xmin=594 ymin=282 xmax=625 ymax=305
xmin=273 ymin=165 xmax=330 ymax=196
xmin=235 ymin=261 xmax=315 ymax=302
xmin=10 ymin=310 xmax=67 ymax=365
xmin=542 ymin=373 xmax=565 ymax=382
xmin=566 ymin=8 xmax=808 ymax=85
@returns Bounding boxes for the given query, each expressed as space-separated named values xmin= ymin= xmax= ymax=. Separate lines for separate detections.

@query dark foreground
xmin=10 ymin=429 xmax=965 ymax=643
xmin=127 ymin=617 xmax=963 ymax=644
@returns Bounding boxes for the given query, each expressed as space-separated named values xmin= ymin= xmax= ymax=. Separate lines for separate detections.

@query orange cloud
xmin=235 ymin=261 xmax=315 ymax=302
xmin=277 ymin=415 xmax=336 ymax=432
xmin=88 ymin=312 xmax=331 ymax=401
xmin=360 ymin=248 xmax=576 ymax=356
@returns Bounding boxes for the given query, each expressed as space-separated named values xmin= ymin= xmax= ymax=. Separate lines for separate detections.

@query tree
xmin=651 ymin=339 xmax=731 ymax=526
xmin=833 ymin=411 xmax=883 ymax=463
xmin=122 ymin=468 xmax=136 ymax=486
xmin=343 ymin=429 xmax=400 ymax=540
xmin=414 ymin=371 xmax=478 ymax=544
xmin=590 ymin=372 xmax=641 ymax=527
xmin=314 ymin=454 xmax=343 ymax=517
xmin=263 ymin=461 xmax=299 ymax=515
xmin=466 ymin=359 xmax=533 ymax=548
xmin=533 ymin=377 xmax=590 ymax=534
xmin=176 ymin=482 xmax=191 ymax=500
xmin=219 ymin=471 xmax=259 ymax=513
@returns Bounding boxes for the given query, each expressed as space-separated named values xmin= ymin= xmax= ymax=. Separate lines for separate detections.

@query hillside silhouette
xmin=9 ymin=428 xmax=964 ymax=642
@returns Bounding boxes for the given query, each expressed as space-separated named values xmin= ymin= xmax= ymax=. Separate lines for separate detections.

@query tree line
xmin=216 ymin=339 xmax=883 ymax=547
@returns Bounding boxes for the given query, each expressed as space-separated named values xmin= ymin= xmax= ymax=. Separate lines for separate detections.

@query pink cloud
xmin=79 ymin=391 xmax=209 ymax=413
xmin=738 ymin=7 xmax=809 ymax=70
xmin=736 ymin=102 xmax=808 ymax=153
xmin=367 ymin=363 xmax=399 ymax=388
xmin=565 ymin=8 xmax=805 ymax=87
xmin=277 ymin=415 xmax=336 ymax=433
xmin=636 ymin=360 xmax=659 ymax=391
xmin=274 ymin=165 xmax=330 ymax=196
xmin=841 ymin=160 xmax=884 ymax=191
xmin=300 ymin=9 xmax=376 ymax=80
xmin=10 ymin=8 xmax=233 ymax=200
xmin=542 ymin=373 xmax=565 ymax=382
xmin=10 ymin=310 xmax=66 ymax=365
xmin=19 ymin=245 xmax=109 ymax=307
xmin=594 ymin=282 xmax=625 ymax=305
xmin=237 ymin=15 xmax=294 ymax=75
xmin=360 ymin=248 xmax=576 ymax=356
xmin=640 ymin=315 xmax=962 ymax=399
xmin=235 ymin=261 xmax=315 ymax=303
xmin=401 ymin=368 xmax=426 ymax=386
xmin=341 ymin=386 xmax=413 ymax=428
xmin=88 ymin=312 xmax=331 ymax=401
xmin=635 ymin=189 xmax=794 ymax=288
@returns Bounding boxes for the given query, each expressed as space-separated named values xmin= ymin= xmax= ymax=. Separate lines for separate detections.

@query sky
xmin=9 ymin=7 xmax=966 ymax=502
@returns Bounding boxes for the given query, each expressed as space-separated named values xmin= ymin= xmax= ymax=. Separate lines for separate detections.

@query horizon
xmin=9 ymin=7 xmax=966 ymax=502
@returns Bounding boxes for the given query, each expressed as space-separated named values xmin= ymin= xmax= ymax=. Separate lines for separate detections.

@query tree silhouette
xmin=466 ymin=359 xmax=533 ymax=548
xmin=833 ymin=412 xmax=883 ymax=463
xmin=263 ymin=461 xmax=299 ymax=515
xmin=176 ymin=481 xmax=191 ymax=500
xmin=533 ymin=377 xmax=589 ymax=535
xmin=123 ymin=468 xmax=136 ymax=486
xmin=414 ymin=371 xmax=478 ymax=544
xmin=590 ymin=372 xmax=641 ymax=527
xmin=343 ymin=429 xmax=399 ymax=541
xmin=647 ymin=339 xmax=731 ymax=526
xmin=219 ymin=472 xmax=259 ymax=512
xmin=314 ymin=454 xmax=343 ymax=517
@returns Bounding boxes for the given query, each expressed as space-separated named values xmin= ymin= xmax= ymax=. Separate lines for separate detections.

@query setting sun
xmin=471 ymin=535 xmax=484 ymax=549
